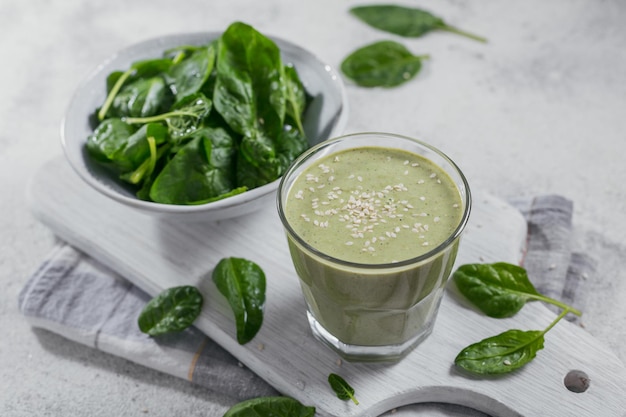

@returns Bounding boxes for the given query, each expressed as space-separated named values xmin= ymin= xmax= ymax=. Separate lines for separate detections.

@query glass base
xmin=306 ymin=311 xmax=433 ymax=362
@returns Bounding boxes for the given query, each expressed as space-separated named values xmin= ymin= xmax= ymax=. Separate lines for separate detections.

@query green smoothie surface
xmin=285 ymin=146 xmax=464 ymax=264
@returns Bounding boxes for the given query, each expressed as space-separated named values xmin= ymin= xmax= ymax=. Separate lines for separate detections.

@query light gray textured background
xmin=1 ymin=0 xmax=625 ymax=415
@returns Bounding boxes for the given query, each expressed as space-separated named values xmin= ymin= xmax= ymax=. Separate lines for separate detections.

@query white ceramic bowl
xmin=62 ymin=32 xmax=348 ymax=222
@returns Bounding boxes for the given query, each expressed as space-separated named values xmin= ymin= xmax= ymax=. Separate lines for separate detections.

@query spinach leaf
xmin=453 ymin=263 xmax=582 ymax=318
xmin=86 ymin=118 xmax=137 ymax=167
xmin=284 ymin=64 xmax=306 ymax=135
xmin=212 ymin=257 xmax=266 ymax=345
xmin=455 ymin=307 xmax=571 ymax=375
xmin=163 ymin=45 xmax=203 ymax=63
xmin=213 ymin=21 xmax=286 ymax=140
xmin=118 ymin=123 xmax=169 ymax=185
xmin=149 ymin=127 xmax=238 ymax=204
xmin=455 ymin=329 xmax=545 ymax=375
xmin=98 ymin=58 xmax=174 ymax=121
xmin=341 ymin=40 xmax=429 ymax=88
xmin=236 ymin=131 xmax=282 ymax=188
xmin=109 ymin=76 xmax=172 ymax=119
xmin=86 ymin=119 xmax=168 ymax=178
xmin=223 ymin=396 xmax=315 ymax=417
xmin=137 ymin=285 xmax=203 ymax=336
xmin=350 ymin=5 xmax=487 ymax=43
xmin=328 ymin=373 xmax=359 ymax=405
xmin=167 ymin=43 xmax=216 ymax=102
xmin=124 ymin=92 xmax=212 ymax=140
xmin=275 ymin=126 xmax=309 ymax=174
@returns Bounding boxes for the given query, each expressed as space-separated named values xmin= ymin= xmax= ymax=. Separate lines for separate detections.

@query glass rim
xmin=276 ymin=132 xmax=472 ymax=270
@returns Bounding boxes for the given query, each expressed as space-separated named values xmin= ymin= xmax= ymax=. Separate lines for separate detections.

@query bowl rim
xmin=61 ymin=31 xmax=348 ymax=215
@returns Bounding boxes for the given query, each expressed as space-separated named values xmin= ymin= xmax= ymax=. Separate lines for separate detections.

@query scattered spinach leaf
xmin=455 ymin=329 xmax=545 ymax=375
xmin=137 ymin=285 xmax=203 ymax=336
xmin=212 ymin=257 xmax=266 ymax=345
xmin=455 ymin=308 xmax=569 ymax=375
xmin=453 ymin=263 xmax=582 ymax=318
xmin=328 ymin=373 xmax=359 ymax=405
xmin=223 ymin=396 xmax=315 ymax=417
xmin=341 ymin=40 xmax=429 ymax=88
xmin=453 ymin=263 xmax=582 ymax=375
xmin=350 ymin=5 xmax=487 ymax=43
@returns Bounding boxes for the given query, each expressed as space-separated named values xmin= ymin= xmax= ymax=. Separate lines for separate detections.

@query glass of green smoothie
xmin=277 ymin=132 xmax=471 ymax=361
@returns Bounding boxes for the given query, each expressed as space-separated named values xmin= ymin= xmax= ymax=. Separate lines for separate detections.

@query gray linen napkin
xmin=18 ymin=195 xmax=594 ymax=415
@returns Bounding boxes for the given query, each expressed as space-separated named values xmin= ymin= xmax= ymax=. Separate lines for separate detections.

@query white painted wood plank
xmin=28 ymin=157 xmax=626 ymax=417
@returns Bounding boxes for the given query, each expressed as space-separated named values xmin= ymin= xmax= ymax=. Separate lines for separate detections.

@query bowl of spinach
xmin=62 ymin=22 xmax=348 ymax=221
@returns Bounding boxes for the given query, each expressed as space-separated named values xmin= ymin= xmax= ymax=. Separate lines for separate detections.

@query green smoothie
xmin=285 ymin=146 xmax=463 ymax=264
xmin=280 ymin=142 xmax=468 ymax=355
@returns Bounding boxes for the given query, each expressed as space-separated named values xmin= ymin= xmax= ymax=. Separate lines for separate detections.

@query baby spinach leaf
xmin=236 ymin=131 xmax=282 ymax=188
xmin=455 ymin=329 xmax=545 ymax=375
xmin=118 ymin=123 xmax=169 ymax=184
xmin=212 ymin=257 xmax=266 ymax=345
xmin=455 ymin=307 xmax=571 ymax=375
xmin=138 ymin=285 xmax=203 ymax=336
xmin=275 ymin=126 xmax=309 ymax=174
xmin=453 ymin=263 xmax=582 ymax=318
xmin=86 ymin=118 xmax=137 ymax=167
xmin=350 ymin=5 xmax=487 ymax=43
xmin=167 ymin=43 xmax=216 ymax=102
xmin=110 ymin=76 xmax=172 ymax=119
xmin=98 ymin=58 xmax=174 ymax=121
xmin=284 ymin=64 xmax=306 ymax=135
xmin=328 ymin=373 xmax=359 ymax=405
xmin=124 ymin=92 xmax=212 ymax=140
xmin=341 ymin=40 xmax=429 ymax=88
xmin=149 ymin=128 xmax=237 ymax=204
xmin=213 ymin=21 xmax=286 ymax=139
xmin=223 ymin=396 xmax=315 ymax=417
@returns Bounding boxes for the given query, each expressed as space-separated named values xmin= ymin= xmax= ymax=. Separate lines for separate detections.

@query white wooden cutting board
xmin=28 ymin=157 xmax=626 ymax=417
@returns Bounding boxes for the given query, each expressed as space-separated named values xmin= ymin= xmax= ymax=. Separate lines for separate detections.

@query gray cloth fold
xmin=18 ymin=195 xmax=594 ymax=415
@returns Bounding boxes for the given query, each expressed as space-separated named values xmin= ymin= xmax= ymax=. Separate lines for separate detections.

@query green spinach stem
xmin=439 ymin=25 xmax=487 ymax=43
xmin=123 ymin=110 xmax=200 ymax=125
xmin=98 ymin=68 xmax=133 ymax=121
xmin=527 ymin=294 xmax=582 ymax=317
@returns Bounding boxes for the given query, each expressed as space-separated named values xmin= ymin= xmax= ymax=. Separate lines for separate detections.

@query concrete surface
xmin=1 ymin=0 xmax=624 ymax=416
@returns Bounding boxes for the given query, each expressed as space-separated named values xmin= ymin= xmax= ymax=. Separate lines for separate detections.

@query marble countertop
xmin=1 ymin=0 xmax=624 ymax=415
